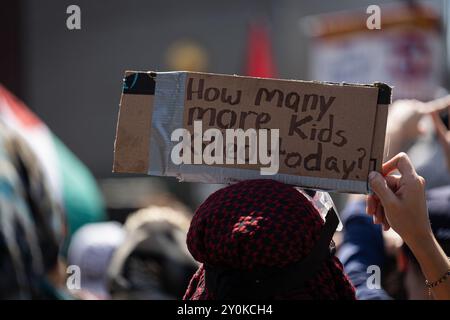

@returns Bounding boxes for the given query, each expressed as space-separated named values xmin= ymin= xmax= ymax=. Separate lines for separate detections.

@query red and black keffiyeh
xmin=184 ymin=179 xmax=355 ymax=300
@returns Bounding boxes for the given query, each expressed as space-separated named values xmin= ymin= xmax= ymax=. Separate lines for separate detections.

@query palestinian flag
xmin=0 ymin=85 xmax=106 ymax=251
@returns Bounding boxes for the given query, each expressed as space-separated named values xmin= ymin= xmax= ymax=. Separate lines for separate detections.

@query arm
xmin=384 ymin=100 xmax=425 ymax=161
xmin=337 ymin=199 xmax=391 ymax=300
xmin=408 ymin=234 xmax=450 ymax=299
xmin=368 ymin=153 xmax=450 ymax=299
xmin=384 ymin=96 xmax=450 ymax=161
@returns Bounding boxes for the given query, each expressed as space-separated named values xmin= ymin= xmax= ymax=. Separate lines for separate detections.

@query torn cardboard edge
xmin=113 ymin=71 xmax=391 ymax=194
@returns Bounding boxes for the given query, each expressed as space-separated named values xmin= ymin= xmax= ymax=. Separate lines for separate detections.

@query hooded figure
xmin=0 ymin=120 xmax=66 ymax=299
xmin=184 ymin=179 xmax=355 ymax=300
xmin=108 ymin=205 xmax=198 ymax=299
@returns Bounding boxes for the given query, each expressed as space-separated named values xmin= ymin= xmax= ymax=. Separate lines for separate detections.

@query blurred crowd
xmin=1 ymin=2 xmax=450 ymax=300
xmin=0 ymin=81 xmax=450 ymax=300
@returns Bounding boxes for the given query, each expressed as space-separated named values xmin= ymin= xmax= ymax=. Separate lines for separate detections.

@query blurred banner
xmin=245 ymin=20 xmax=277 ymax=78
xmin=304 ymin=3 xmax=443 ymax=101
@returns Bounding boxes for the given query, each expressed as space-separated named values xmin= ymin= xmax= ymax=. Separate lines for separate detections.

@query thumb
xmin=369 ymin=171 xmax=397 ymax=208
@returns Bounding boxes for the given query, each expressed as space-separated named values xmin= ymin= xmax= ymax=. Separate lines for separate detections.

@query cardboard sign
xmin=113 ymin=71 xmax=391 ymax=194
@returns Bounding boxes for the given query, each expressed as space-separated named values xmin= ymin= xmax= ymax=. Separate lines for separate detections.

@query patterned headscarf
xmin=184 ymin=179 xmax=355 ymax=300
xmin=0 ymin=121 xmax=66 ymax=299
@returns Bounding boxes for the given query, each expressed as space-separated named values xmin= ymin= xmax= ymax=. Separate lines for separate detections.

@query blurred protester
xmin=337 ymin=197 xmax=391 ymax=300
xmin=0 ymin=120 xmax=68 ymax=299
xmin=184 ymin=179 xmax=356 ymax=300
xmin=67 ymin=222 xmax=125 ymax=300
xmin=108 ymin=204 xmax=198 ymax=299
xmin=0 ymin=86 xmax=106 ymax=251
xmin=384 ymin=96 xmax=450 ymax=189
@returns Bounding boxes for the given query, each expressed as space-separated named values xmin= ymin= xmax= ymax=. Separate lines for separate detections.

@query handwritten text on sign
xmin=181 ymin=75 xmax=378 ymax=181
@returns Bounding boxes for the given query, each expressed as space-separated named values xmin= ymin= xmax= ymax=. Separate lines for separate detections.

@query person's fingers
xmin=366 ymin=197 xmax=373 ymax=215
xmin=382 ymin=152 xmax=416 ymax=179
xmin=382 ymin=214 xmax=391 ymax=231
xmin=367 ymin=194 xmax=378 ymax=215
xmin=384 ymin=174 xmax=400 ymax=192
xmin=380 ymin=175 xmax=394 ymax=231
xmin=422 ymin=95 xmax=450 ymax=114
xmin=371 ymin=196 xmax=390 ymax=230
xmin=369 ymin=171 xmax=398 ymax=208
xmin=374 ymin=202 xmax=384 ymax=225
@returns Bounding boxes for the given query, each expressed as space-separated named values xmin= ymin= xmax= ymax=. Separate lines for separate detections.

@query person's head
xmin=107 ymin=204 xmax=198 ymax=299
xmin=67 ymin=222 xmax=125 ymax=299
xmin=0 ymin=121 xmax=66 ymax=299
xmin=397 ymin=186 xmax=450 ymax=299
xmin=184 ymin=179 xmax=355 ymax=300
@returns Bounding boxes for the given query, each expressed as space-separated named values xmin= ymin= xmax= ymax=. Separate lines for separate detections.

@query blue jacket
xmin=337 ymin=200 xmax=391 ymax=300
